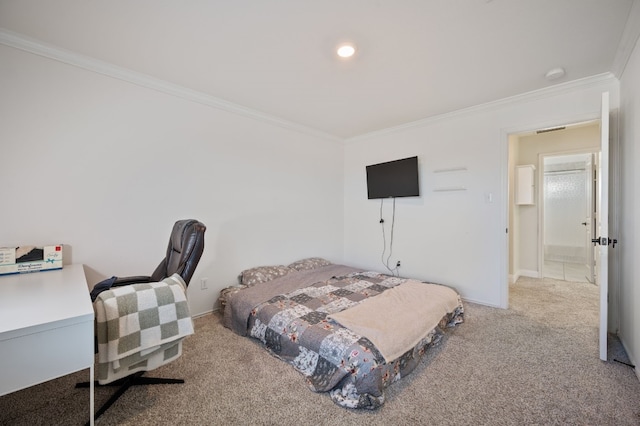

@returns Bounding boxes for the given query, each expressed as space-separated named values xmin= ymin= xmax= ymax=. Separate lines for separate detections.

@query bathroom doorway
xmin=508 ymin=121 xmax=601 ymax=285
xmin=540 ymin=152 xmax=596 ymax=283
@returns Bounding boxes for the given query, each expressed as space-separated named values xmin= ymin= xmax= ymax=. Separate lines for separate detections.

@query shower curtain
xmin=543 ymin=161 xmax=588 ymax=264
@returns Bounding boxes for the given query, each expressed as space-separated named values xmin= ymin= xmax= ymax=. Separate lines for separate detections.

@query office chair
xmin=78 ymin=219 xmax=206 ymax=424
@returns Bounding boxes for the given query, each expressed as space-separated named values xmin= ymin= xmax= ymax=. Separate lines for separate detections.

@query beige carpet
xmin=1 ymin=277 xmax=639 ymax=425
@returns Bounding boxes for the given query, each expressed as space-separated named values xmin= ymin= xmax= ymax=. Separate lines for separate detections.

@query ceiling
xmin=0 ymin=0 xmax=638 ymax=140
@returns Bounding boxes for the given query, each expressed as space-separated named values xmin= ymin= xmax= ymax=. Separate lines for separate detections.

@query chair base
xmin=76 ymin=371 xmax=184 ymax=425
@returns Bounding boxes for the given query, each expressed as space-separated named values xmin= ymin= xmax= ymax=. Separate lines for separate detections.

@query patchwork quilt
xmin=243 ymin=270 xmax=464 ymax=409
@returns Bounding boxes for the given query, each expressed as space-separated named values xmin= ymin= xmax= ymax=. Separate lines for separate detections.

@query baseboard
xmin=518 ymin=269 xmax=540 ymax=279
xmin=509 ymin=273 xmax=520 ymax=284
xmin=192 ymin=309 xmax=215 ymax=319
xmin=460 ymin=296 xmax=503 ymax=309
xmin=619 ymin=334 xmax=639 ymax=383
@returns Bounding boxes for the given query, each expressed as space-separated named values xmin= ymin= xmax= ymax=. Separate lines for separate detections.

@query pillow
xmin=287 ymin=257 xmax=332 ymax=271
xmin=239 ymin=265 xmax=295 ymax=286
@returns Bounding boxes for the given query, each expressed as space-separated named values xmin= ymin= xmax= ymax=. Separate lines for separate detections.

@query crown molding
xmin=345 ymin=73 xmax=618 ymax=143
xmin=0 ymin=27 xmax=625 ymax=146
xmin=0 ymin=28 xmax=344 ymax=144
xmin=611 ymin=0 xmax=640 ymax=78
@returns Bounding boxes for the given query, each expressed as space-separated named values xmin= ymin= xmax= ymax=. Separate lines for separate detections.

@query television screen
xmin=366 ymin=156 xmax=419 ymax=199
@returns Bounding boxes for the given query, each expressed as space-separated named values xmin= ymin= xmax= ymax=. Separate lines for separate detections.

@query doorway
xmin=505 ymin=96 xmax=619 ymax=359
xmin=540 ymin=152 xmax=596 ymax=283
xmin=508 ymin=121 xmax=601 ymax=285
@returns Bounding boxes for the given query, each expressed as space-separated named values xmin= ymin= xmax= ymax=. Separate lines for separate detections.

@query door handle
xmin=592 ymin=237 xmax=617 ymax=247
xmin=592 ymin=237 xmax=609 ymax=246
xmin=581 ymin=222 xmax=588 ymax=226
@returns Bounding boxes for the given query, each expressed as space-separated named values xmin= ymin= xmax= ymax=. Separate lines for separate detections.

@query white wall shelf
xmin=433 ymin=166 xmax=468 ymax=192
xmin=433 ymin=166 xmax=468 ymax=173
xmin=433 ymin=186 xmax=467 ymax=192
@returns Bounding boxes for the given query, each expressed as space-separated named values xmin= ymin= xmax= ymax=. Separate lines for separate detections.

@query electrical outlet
xmin=200 ymin=278 xmax=208 ymax=290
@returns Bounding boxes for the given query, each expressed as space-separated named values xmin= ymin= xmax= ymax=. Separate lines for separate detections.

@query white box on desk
xmin=0 ymin=245 xmax=63 ymax=275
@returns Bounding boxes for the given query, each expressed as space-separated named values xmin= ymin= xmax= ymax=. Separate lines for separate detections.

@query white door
xmin=597 ymin=92 xmax=610 ymax=361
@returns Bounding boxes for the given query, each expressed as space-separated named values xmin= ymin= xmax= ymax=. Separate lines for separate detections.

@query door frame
xmin=537 ymin=149 xmax=598 ymax=283
xmin=598 ymin=91 xmax=610 ymax=360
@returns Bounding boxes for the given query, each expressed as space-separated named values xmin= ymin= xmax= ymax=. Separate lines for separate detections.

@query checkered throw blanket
xmin=95 ymin=274 xmax=194 ymax=384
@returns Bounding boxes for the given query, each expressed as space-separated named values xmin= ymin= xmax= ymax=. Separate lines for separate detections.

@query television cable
xmin=379 ymin=197 xmax=399 ymax=276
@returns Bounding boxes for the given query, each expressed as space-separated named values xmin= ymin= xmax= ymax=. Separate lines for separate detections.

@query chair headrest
xmin=153 ymin=219 xmax=206 ymax=285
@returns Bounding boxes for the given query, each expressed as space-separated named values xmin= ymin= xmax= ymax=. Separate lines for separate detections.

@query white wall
xmin=344 ymin=77 xmax=618 ymax=308
xmin=618 ymin=33 xmax=640 ymax=376
xmin=0 ymin=44 xmax=345 ymax=316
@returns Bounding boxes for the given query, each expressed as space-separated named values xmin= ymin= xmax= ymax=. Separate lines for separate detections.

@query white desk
xmin=0 ymin=264 xmax=95 ymax=425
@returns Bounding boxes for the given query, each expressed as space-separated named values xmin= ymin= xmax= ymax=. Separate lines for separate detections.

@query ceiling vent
xmin=536 ymin=126 xmax=566 ymax=134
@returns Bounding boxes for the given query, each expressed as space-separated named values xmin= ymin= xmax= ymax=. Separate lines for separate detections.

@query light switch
xmin=485 ymin=192 xmax=493 ymax=203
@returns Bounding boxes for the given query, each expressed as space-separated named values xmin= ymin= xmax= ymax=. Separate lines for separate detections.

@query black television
xmin=366 ymin=156 xmax=420 ymax=199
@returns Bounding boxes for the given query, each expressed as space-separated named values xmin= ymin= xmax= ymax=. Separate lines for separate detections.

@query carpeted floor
xmin=1 ymin=276 xmax=639 ymax=425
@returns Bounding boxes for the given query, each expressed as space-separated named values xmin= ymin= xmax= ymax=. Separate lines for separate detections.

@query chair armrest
xmin=91 ymin=275 xmax=153 ymax=302
xmin=112 ymin=275 xmax=153 ymax=287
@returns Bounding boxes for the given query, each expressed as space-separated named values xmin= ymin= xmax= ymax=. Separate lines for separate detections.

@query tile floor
xmin=543 ymin=260 xmax=593 ymax=283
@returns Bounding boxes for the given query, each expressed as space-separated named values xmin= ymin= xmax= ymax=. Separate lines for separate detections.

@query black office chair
xmin=78 ymin=219 xmax=206 ymax=424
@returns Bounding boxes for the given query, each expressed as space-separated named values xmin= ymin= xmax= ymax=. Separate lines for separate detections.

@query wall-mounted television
xmin=366 ymin=156 xmax=420 ymax=199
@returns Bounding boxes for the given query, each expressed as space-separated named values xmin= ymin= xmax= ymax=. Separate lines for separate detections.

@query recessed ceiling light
xmin=337 ymin=43 xmax=356 ymax=58
xmin=545 ymin=67 xmax=566 ymax=81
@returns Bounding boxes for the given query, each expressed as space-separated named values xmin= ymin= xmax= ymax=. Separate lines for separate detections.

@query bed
xmin=222 ymin=258 xmax=464 ymax=409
